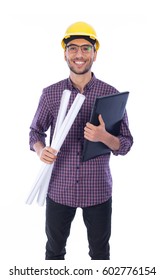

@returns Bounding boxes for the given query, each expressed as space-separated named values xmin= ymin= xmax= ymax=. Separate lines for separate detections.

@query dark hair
xmin=64 ymin=35 xmax=96 ymax=46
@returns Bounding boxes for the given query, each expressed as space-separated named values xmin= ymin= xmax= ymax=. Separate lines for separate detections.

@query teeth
xmin=75 ymin=61 xmax=84 ymax=65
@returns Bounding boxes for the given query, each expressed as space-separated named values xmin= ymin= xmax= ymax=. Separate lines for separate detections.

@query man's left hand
xmin=84 ymin=114 xmax=106 ymax=142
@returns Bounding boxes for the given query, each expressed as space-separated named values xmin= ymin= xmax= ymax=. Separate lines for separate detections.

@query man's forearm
xmin=101 ymin=131 xmax=120 ymax=151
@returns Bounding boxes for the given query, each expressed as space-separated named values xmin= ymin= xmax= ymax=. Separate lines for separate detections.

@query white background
xmin=0 ymin=0 xmax=164 ymax=279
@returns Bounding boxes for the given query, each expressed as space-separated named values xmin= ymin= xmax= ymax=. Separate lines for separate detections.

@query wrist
xmin=101 ymin=131 xmax=120 ymax=151
xmin=33 ymin=141 xmax=45 ymax=157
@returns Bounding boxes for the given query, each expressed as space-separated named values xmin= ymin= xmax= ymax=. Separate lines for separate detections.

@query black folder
xmin=82 ymin=91 xmax=129 ymax=162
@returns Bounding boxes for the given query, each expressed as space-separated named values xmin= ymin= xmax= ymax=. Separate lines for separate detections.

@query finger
xmin=46 ymin=147 xmax=58 ymax=157
xmin=46 ymin=146 xmax=57 ymax=154
xmin=98 ymin=114 xmax=105 ymax=126
xmin=84 ymin=131 xmax=92 ymax=140
xmin=84 ymin=128 xmax=95 ymax=139
xmin=84 ymin=126 xmax=92 ymax=133
xmin=42 ymin=152 xmax=54 ymax=161
xmin=42 ymin=152 xmax=57 ymax=164
xmin=85 ymin=122 xmax=96 ymax=130
xmin=84 ymin=132 xmax=96 ymax=142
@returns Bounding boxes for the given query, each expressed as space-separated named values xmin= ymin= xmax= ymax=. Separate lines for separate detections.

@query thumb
xmin=98 ymin=114 xmax=105 ymax=126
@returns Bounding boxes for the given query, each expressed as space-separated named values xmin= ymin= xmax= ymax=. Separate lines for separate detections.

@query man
xmin=29 ymin=21 xmax=133 ymax=260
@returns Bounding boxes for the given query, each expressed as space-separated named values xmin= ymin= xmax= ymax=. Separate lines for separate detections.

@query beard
xmin=66 ymin=58 xmax=94 ymax=75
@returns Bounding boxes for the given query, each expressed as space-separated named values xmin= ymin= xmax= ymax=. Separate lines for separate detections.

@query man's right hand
xmin=33 ymin=141 xmax=58 ymax=164
xmin=39 ymin=146 xmax=58 ymax=164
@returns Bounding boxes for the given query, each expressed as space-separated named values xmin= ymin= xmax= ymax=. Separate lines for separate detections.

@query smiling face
xmin=64 ymin=38 xmax=97 ymax=75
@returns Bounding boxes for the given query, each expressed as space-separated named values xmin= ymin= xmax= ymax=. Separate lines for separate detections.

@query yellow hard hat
xmin=61 ymin=21 xmax=100 ymax=51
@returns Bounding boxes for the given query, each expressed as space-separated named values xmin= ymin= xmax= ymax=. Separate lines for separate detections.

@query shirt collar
xmin=67 ymin=72 xmax=96 ymax=92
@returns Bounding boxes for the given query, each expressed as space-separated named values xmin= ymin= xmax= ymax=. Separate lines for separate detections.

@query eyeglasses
xmin=66 ymin=44 xmax=94 ymax=54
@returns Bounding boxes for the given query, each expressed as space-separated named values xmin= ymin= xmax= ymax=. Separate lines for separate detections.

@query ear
xmin=93 ymin=51 xmax=97 ymax=62
xmin=64 ymin=51 xmax=67 ymax=61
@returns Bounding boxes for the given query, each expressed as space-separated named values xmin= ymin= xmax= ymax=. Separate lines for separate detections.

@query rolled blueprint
xmin=37 ymin=93 xmax=85 ymax=206
xmin=26 ymin=91 xmax=85 ymax=206
xmin=26 ymin=90 xmax=71 ymax=205
xmin=52 ymin=89 xmax=71 ymax=140
xmin=26 ymin=162 xmax=54 ymax=205
xmin=51 ymin=93 xmax=85 ymax=150
xmin=36 ymin=163 xmax=54 ymax=206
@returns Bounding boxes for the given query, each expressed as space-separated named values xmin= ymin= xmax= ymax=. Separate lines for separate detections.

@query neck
xmin=70 ymin=71 xmax=92 ymax=93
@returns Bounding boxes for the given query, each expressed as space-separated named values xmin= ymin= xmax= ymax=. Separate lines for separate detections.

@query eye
xmin=83 ymin=46 xmax=89 ymax=51
xmin=69 ymin=46 xmax=77 ymax=52
xmin=82 ymin=45 xmax=92 ymax=53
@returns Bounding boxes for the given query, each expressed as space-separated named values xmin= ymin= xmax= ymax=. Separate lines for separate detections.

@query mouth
xmin=74 ymin=60 xmax=85 ymax=66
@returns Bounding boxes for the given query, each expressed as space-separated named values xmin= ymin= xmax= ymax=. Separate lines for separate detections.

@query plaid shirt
xmin=29 ymin=74 xmax=133 ymax=207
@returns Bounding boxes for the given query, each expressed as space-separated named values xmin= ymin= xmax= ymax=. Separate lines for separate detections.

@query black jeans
xmin=45 ymin=196 xmax=112 ymax=260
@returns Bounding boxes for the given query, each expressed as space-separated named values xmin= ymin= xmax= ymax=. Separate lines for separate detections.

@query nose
xmin=75 ymin=48 xmax=83 ymax=58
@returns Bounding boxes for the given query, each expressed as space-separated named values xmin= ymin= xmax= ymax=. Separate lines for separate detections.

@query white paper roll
xmin=37 ymin=163 xmax=54 ymax=206
xmin=52 ymin=93 xmax=85 ymax=151
xmin=52 ymin=89 xmax=71 ymax=141
xmin=26 ymin=163 xmax=52 ymax=205
xmin=37 ymin=93 xmax=85 ymax=206
xmin=26 ymin=91 xmax=85 ymax=206
xmin=26 ymin=90 xmax=71 ymax=205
